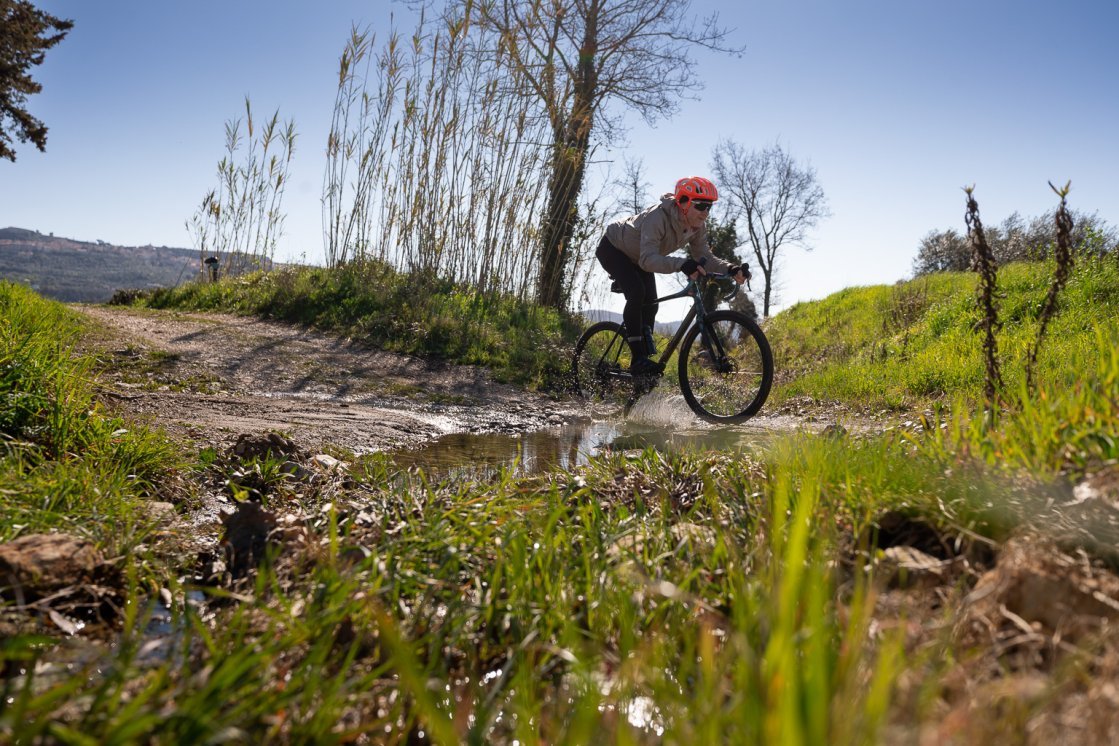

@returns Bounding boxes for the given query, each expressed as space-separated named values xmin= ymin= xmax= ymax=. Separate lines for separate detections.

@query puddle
xmin=388 ymin=392 xmax=804 ymax=478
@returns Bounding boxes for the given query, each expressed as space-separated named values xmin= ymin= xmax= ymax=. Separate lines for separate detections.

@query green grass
xmin=6 ymin=254 xmax=1119 ymax=742
xmin=3 ymin=443 xmax=911 ymax=743
xmin=129 ymin=260 xmax=583 ymax=389
xmin=768 ymin=257 xmax=1119 ymax=410
xmin=0 ymin=281 xmax=180 ymax=555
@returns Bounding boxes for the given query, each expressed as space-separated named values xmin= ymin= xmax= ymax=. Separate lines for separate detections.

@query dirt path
xmin=77 ymin=306 xmax=581 ymax=455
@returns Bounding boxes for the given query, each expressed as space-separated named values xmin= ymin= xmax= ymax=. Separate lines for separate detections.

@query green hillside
xmin=768 ymin=258 xmax=1119 ymax=410
xmin=0 ymin=227 xmax=199 ymax=303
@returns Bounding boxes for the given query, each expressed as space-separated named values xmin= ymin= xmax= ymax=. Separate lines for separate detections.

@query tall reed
xmin=187 ymin=97 xmax=297 ymax=278
xmin=320 ymin=7 xmax=607 ymax=303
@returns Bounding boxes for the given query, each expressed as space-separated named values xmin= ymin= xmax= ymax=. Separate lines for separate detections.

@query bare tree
xmin=473 ymin=0 xmax=741 ymax=309
xmin=711 ymin=140 xmax=829 ymax=318
xmin=613 ymin=155 xmax=650 ymax=216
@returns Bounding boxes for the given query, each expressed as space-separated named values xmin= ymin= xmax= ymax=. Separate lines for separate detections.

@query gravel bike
xmin=572 ymin=267 xmax=773 ymax=424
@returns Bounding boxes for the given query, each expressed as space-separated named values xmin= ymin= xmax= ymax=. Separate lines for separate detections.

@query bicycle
xmin=572 ymin=266 xmax=774 ymax=424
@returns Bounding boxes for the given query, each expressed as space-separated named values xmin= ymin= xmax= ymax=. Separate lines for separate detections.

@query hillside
xmin=0 ymin=227 xmax=200 ymax=302
xmin=766 ymin=258 xmax=1119 ymax=409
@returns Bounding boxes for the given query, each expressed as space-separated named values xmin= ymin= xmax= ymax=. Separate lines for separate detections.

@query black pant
xmin=596 ymin=236 xmax=658 ymax=351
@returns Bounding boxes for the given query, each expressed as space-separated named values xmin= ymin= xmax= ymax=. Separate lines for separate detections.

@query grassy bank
xmin=0 ymin=281 xmax=178 ymax=553
xmin=126 ymin=260 xmax=582 ymax=390
xmin=767 ymin=257 xmax=1119 ymax=410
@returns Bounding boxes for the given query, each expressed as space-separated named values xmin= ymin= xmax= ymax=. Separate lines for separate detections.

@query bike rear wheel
xmin=572 ymin=321 xmax=634 ymax=405
xmin=678 ymin=310 xmax=773 ymax=424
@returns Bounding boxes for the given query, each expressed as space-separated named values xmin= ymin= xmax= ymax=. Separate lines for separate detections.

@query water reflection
xmin=389 ymin=419 xmax=623 ymax=479
xmin=389 ymin=405 xmax=787 ymax=479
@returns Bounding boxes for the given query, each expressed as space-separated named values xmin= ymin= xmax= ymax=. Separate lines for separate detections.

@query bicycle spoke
xmin=678 ymin=311 xmax=773 ymax=423
xmin=573 ymin=321 xmax=634 ymax=405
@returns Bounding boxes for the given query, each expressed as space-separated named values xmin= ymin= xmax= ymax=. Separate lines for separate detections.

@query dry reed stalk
xmin=1025 ymin=182 xmax=1075 ymax=390
xmin=319 ymin=4 xmax=609 ymax=303
xmin=965 ymin=186 xmax=1003 ymax=410
xmin=188 ymin=98 xmax=295 ymax=278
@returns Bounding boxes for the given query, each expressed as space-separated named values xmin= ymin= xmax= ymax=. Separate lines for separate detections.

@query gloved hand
xmin=679 ymin=258 xmax=700 ymax=277
xmin=729 ymin=264 xmax=751 ymax=282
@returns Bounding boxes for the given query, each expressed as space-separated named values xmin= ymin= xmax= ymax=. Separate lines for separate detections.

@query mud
xmin=77 ymin=305 xmax=583 ymax=455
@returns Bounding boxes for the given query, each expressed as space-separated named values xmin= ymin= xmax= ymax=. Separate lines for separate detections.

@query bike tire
xmin=572 ymin=321 xmax=634 ymax=404
xmin=678 ymin=310 xmax=773 ymax=424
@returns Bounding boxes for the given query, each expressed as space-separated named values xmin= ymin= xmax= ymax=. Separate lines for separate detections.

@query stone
xmin=0 ymin=534 xmax=103 ymax=596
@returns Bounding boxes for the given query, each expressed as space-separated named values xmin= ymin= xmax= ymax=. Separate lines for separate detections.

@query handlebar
xmin=694 ymin=272 xmax=741 ymax=303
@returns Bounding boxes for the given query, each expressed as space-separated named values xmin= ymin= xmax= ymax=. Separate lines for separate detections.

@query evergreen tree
xmin=1 ymin=0 xmax=72 ymax=162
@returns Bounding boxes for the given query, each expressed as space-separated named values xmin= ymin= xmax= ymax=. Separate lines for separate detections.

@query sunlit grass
xmin=4 ymin=441 xmax=914 ymax=743
xmin=768 ymin=258 xmax=1119 ymax=409
xmin=0 ymin=282 xmax=179 ymax=552
xmin=7 ymin=252 xmax=1119 ymax=742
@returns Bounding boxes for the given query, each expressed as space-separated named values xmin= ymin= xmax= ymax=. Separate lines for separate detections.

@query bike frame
xmin=605 ymin=273 xmax=737 ymax=381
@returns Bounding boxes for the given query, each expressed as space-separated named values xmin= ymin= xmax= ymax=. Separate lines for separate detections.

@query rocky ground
xmin=75 ymin=305 xmax=585 ymax=456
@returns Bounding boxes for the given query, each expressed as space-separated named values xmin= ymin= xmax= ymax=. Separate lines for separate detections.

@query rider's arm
xmin=687 ymin=226 xmax=731 ymax=275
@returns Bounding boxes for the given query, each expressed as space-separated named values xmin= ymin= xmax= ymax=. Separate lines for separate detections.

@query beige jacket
xmin=604 ymin=195 xmax=731 ymax=274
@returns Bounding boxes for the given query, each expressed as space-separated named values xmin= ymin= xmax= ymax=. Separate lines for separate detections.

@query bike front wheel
xmin=572 ymin=321 xmax=634 ymax=405
xmin=678 ymin=310 xmax=773 ymax=424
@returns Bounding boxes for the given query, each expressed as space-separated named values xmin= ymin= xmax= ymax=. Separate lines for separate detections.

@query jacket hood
xmin=659 ymin=194 xmax=681 ymax=226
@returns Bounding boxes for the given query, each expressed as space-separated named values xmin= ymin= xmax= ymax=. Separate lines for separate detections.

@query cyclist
xmin=596 ymin=176 xmax=749 ymax=376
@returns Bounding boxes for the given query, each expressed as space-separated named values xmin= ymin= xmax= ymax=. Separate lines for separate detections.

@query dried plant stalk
xmin=965 ymin=186 xmax=1003 ymax=409
xmin=1025 ymin=181 xmax=1075 ymax=389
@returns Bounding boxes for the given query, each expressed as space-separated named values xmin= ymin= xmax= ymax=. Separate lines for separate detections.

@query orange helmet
xmin=674 ymin=176 xmax=718 ymax=204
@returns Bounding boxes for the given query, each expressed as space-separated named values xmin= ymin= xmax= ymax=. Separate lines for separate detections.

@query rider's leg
xmin=596 ymin=238 xmax=656 ymax=370
xmin=639 ymin=273 xmax=659 ymax=356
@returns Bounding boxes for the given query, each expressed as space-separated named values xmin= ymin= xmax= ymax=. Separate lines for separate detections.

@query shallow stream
xmin=387 ymin=392 xmax=809 ymax=478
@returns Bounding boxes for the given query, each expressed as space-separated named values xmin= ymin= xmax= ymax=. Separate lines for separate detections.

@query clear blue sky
xmin=3 ymin=1 xmax=1117 ymax=313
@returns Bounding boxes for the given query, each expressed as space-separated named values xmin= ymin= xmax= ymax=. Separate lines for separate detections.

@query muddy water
xmin=388 ymin=392 xmax=809 ymax=478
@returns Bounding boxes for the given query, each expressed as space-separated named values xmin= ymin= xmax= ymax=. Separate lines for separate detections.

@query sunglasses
xmin=692 ymin=201 xmax=713 ymax=212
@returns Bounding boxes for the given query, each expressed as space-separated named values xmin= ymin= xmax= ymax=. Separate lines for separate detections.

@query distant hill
xmin=579 ymin=309 xmax=681 ymax=336
xmin=0 ymin=227 xmax=203 ymax=303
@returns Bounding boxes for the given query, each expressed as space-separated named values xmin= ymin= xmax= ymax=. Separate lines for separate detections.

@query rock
xmin=280 ymin=460 xmax=313 ymax=481
xmin=147 ymin=501 xmax=178 ymax=524
xmin=230 ymin=432 xmax=300 ymax=461
xmin=1071 ymin=465 xmax=1119 ymax=510
xmin=0 ymin=534 xmax=103 ymax=596
xmin=879 ymin=545 xmax=954 ymax=589
xmin=820 ymin=423 xmax=848 ymax=439
xmin=963 ymin=537 xmax=1119 ymax=641
xmin=220 ymin=502 xmax=279 ymax=578
xmin=311 ymin=454 xmax=348 ymax=473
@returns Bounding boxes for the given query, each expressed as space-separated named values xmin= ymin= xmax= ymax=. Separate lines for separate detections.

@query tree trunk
xmin=535 ymin=8 xmax=598 ymax=309
xmin=763 ymin=269 xmax=773 ymax=318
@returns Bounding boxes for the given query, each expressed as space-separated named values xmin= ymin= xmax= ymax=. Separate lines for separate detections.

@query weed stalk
xmin=964 ymin=186 xmax=1003 ymax=412
xmin=1025 ymin=181 xmax=1075 ymax=389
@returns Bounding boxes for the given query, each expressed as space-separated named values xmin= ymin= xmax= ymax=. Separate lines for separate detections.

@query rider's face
xmin=683 ymin=201 xmax=708 ymax=229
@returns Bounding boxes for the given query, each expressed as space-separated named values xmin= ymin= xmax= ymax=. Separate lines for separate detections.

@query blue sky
xmin=3 ymin=1 xmax=1117 ymax=313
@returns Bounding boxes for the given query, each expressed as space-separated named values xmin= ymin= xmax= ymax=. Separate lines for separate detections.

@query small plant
xmin=878 ymin=278 xmax=930 ymax=360
xmin=964 ymin=186 xmax=1004 ymax=411
xmin=1025 ymin=181 xmax=1076 ymax=389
